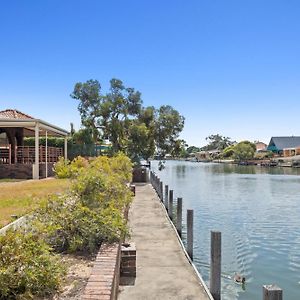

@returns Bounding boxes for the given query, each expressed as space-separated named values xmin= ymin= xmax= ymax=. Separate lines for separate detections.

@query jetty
xmin=118 ymin=183 xmax=211 ymax=300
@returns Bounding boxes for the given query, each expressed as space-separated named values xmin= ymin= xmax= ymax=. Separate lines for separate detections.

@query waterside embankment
xmin=118 ymin=183 xmax=212 ymax=300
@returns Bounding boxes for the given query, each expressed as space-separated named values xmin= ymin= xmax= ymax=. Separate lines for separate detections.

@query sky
xmin=1 ymin=0 xmax=300 ymax=147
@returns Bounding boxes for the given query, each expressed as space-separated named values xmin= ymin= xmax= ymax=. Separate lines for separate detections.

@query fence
xmin=0 ymin=145 xmax=63 ymax=164
xmin=149 ymin=170 xmax=283 ymax=300
xmin=0 ymin=145 xmax=11 ymax=164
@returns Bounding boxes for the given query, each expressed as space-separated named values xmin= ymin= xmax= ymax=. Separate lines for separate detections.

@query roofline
xmin=270 ymin=136 xmax=300 ymax=138
xmin=0 ymin=118 xmax=69 ymax=136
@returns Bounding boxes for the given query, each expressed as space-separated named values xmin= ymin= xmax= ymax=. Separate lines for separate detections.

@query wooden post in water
xmin=164 ymin=185 xmax=169 ymax=211
xmin=187 ymin=209 xmax=193 ymax=260
xmin=152 ymin=173 xmax=155 ymax=188
xmin=210 ymin=231 xmax=221 ymax=300
xmin=263 ymin=285 xmax=282 ymax=300
xmin=168 ymin=190 xmax=174 ymax=220
xmin=159 ymin=181 xmax=163 ymax=200
xmin=176 ymin=197 xmax=182 ymax=237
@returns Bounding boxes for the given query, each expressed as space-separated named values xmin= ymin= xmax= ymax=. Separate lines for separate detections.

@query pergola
xmin=0 ymin=109 xmax=69 ymax=179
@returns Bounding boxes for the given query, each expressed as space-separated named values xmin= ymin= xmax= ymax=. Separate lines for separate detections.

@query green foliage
xmin=155 ymin=105 xmax=185 ymax=158
xmin=72 ymin=154 xmax=132 ymax=209
xmin=71 ymin=79 xmax=185 ymax=162
xmin=233 ymin=141 xmax=256 ymax=161
xmin=32 ymin=195 xmax=127 ymax=254
xmin=71 ymin=78 xmax=143 ymax=152
xmin=0 ymin=230 xmax=65 ymax=299
xmin=127 ymin=122 xmax=150 ymax=163
xmin=202 ymin=134 xmax=235 ymax=151
xmin=72 ymin=128 xmax=94 ymax=144
xmin=186 ymin=146 xmax=200 ymax=154
xmin=48 ymin=153 xmax=132 ymax=253
xmin=53 ymin=156 xmax=89 ymax=179
xmin=0 ymin=154 xmax=132 ymax=298
xmin=70 ymin=79 xmax=103 ymax=142
xmin=69 ymin=156 xmax=89 ymax=177
xmin=254 ymin=151 xmax=274 ymax=159
xmin=171 ymin=139 xmax=188 ymax=158
xmin=53 ymin=157 xmax=71 ymax=178
xmin=222 ymin=145 xmax=235 ymax=158
xmin=23 ymin=136 xmax=69 ymax=148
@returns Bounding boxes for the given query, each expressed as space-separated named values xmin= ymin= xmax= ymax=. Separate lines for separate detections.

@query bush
xmin=222 ymin=145 xmax=235 ymax=158
xmin=254 ymin=151 xmax=274 ymax=159
xmin=0 ymin=230 xmax=65 ymax=299
xmin=53 ymin=157 xmax=71 ymax=178
xmin=69 ymin=156 xmax=89 ymax=177
xmin=53 ymin=156 xmax=89 ymax=179
xmin=72 ymin=154 xmax=132 ymax=210
xmin=0 ymin=153 xmax=133 ymax=297
xmin=233 ymin=141 xmax=256 ymax=161
xmin=32 ymin=195 xmax=128 ymax=254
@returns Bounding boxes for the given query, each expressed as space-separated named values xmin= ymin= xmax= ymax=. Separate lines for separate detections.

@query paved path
xmin=118 ymin=183 xmax=211 ymax=300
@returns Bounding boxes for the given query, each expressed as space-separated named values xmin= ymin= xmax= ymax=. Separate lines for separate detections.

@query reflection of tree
xmin=176 ymin=165 xmax=186 ymax=177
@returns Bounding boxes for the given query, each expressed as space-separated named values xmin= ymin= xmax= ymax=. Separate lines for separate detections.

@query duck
xmin=234 ymin=273 xmax=246 ymax=284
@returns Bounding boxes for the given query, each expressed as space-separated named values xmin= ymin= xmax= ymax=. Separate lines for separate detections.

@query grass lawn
xmin=0 ymin=178 xmax=70 ymax=228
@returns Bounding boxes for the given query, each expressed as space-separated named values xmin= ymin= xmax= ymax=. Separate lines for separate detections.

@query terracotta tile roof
xmin=0 ymin=109 xmax=35 ymax=120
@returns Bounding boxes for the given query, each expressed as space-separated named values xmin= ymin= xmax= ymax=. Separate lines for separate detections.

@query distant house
xmin=267 ymin=137 xmax=300 ymax=155
xmin=255 ymin=141 xmax=267 ymax=152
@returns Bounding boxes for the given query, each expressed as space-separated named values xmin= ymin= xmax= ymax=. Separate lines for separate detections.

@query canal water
xmin=151 ymin=160 xmax=300 ymax=300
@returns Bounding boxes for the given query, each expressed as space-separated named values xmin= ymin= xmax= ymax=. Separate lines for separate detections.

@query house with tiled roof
xmin=267 ymin=136 xmax=300 ymax=156
xmin=0 ymin=109 xmax=34 ymax=120
xmin=0 ymin=109 xmax=68 ymax=179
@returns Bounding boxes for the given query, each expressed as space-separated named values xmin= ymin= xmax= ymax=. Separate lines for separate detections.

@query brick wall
xmin=0 ymin=164 xmax=32 ymax=179
xmin=120 ymin=243 xmax=136 ymax=278
xmin=82 ymin=243 xmax=121 ymax=300
xmin=0 ymin=163 xmax=55 ymax=179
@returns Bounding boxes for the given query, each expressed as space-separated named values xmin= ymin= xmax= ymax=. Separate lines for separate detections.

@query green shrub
xmin=254 ymin=151 xmax=274 ymax=159
xmin=222 ymin=145 xmax=235 ymax=158
xmin=0 ymin=153 xmax=133 ymax=298
xmin=53 ymin=157 xmax=71 ymax=178
xmin=72 ymin=154 xmax=132 ymax=210
xmin=0 ymin=230 xmax=65 ymax=299
xmin=69 ymin=156 xmax=89 ymax=177
xmin=32 ymin=195 xmax=128 ymax=254
xmin=53 ymin=156 xmax=89 ymax=179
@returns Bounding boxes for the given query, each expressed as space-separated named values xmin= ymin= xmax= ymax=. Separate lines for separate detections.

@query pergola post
xmin=33 ymin=122 xmax=40 ymax=179
xmin=64 ymin=136 xmax=68 ymax=160
xmin=45 ymin=130 xmax=48 ymax=178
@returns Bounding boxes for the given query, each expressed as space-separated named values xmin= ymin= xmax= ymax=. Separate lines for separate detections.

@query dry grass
xmin=0 ymin=178 xmax=70 ymax=227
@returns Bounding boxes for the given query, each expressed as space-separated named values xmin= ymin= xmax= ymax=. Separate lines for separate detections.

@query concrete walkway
xmin=118 ymin=183 xmax=211 ymax=300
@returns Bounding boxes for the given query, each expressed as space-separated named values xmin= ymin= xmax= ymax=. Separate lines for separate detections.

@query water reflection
xmin=175 ymin=164 xmax=186 ymax=178
xmin=151 ymin=161 xmax=300 ymax=300
xmin=209 ymin=163 xmax=300 ymax=176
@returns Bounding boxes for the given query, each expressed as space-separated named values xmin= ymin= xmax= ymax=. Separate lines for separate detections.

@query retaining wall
xmin=82 ymin=243 xmax=121 ymax=300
